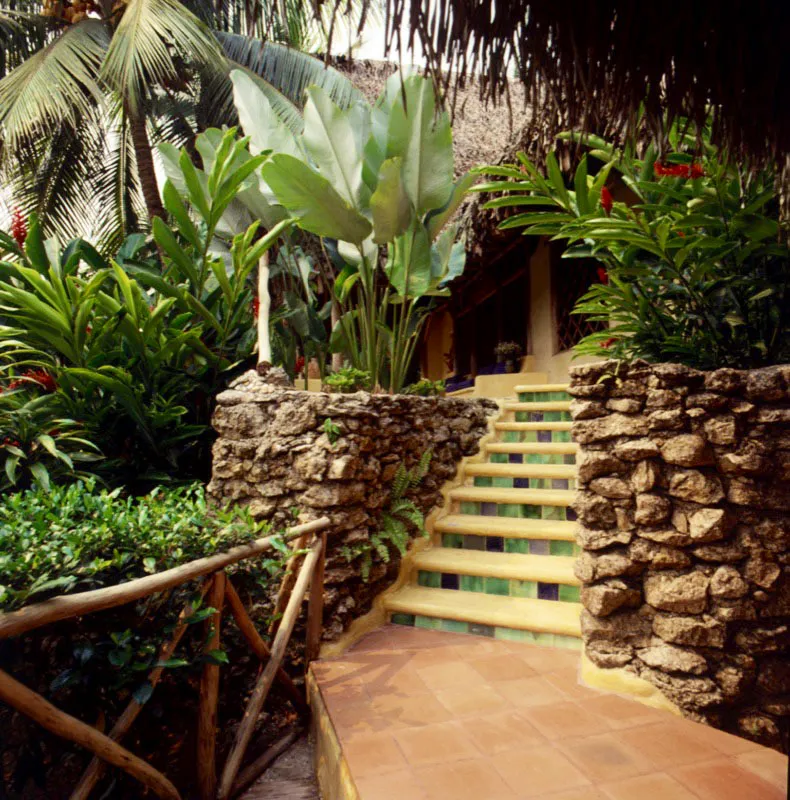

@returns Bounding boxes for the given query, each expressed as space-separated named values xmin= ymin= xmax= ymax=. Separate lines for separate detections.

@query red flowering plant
xmin=473 ymin=118 xmax=789 ymax=369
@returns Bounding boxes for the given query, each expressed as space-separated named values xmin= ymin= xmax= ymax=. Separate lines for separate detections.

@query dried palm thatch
xmin=325 ymin=1 xmax=789 ymax=176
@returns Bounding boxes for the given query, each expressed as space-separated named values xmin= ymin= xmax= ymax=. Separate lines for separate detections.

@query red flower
xmin=9 ymin=369 xmax=57 ymax=393
xmin=676 ymin=231 xmax=686 ymax=238
xmin=295 ymin=356 xmax=305 ymax=375
xmin=596 ymin=267 xmax=609 ymax=285
xmin=600 ymin=186 xmax=613 ymax=216
xmin=10 ymin=208 xmax=27 ymax=248
xmin=252 ymin=297 xmax=260 ymax=318
xmin=654 ymin=162 xmax=705 ymax=180
xmin=601 ymin=337 xmax=618 ymax=349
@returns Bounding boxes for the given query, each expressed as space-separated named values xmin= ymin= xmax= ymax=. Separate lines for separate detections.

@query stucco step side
xmin=450 ymin=486 xmax=575 ymax=507
xmin=412 ymin=549 xmax=579 ymax=585
xmin=503 ymin=401 xmax=572 ymax=413
xmin=466 ymin=462 xmax=576 ymax=480
xmin=487 ymin=442 xmax=579 ymax=456
xmin=435 ymin=514 xmax=577 ymax=542
xmin=495 ymin=421 xmax=573 ymax=432
xmin=513 ymin=384 xmax=570 ymax=394
xmin=384 ymin=586 xmax=582 ymax=639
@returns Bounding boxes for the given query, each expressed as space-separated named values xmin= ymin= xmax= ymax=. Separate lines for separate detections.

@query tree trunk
xmin=128 ymin=106 xmax=165 ymax=224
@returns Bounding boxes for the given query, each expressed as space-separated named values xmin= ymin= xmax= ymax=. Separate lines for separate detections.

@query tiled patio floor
xmin=310 ymin=625 xmax=788 ymax=799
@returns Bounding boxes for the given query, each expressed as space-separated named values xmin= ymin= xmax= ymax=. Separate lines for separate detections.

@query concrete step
xmin=513 ymin=384 xmax=570 ymax=394
xmin=435 ymin=514 xmax=577 ymax=542
xmin=450 ymin=486 xmax=575 ymax=508
xmin=466 ymin=462 xmax=576 ymax=481
xmin=413 ymin=548 xmax=579 ymax=586
xmin=487 ymin=442 xmax=578 ymax=456
xmin=385 ymin=586 xmax=582 ymax=639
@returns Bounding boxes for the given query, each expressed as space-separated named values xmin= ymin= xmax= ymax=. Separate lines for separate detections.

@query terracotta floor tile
xmin=580 ymin=693 xmax=669 ymax=730
xmin=457 ymin=710 xmax=546 ymax=756
xmin=435 ymin=683 xmax=509 ymax=718
xmin=615 ymin=720 xmax=723 ymax=769
xmin=600 ymin=773 xmax=699 ymax=800
xmin=493 ymin=675 xmax=570 ymax=708
xmin=672 ymin=758 xmax=786 ymax=800
xmin=416 ymin=758 xmax=518 ymax=800
xmin=318 ymin=679 xmax=369 ymax=704
xmin=492 ymin=744 xmax=592 ymax=797
xmin=559 ymin=732 xmax=654 ymax=783
xmin=522 ymin=702 xmax=610 ymax=741
xmin=394 ymin=721 xmax=480 ymax=766
xmin=516 ymin=645 xmax=581 ymax=674
xmin=678 ymin=717 xmax=767 ymax=756
xmin=361 ymin=664 xmax=431 ymax=697
xmin=406 ymin=646 xmax=463 ymax=669
xmin=354 ymin=769 xmax=428 ymax=800
xmin=369 ymin=692 xmax=452 ymax=728
xmin=470 ymin=653 xmax=539 ymax=682
xmin=341 ymin=732 xmax=408 ymax=777
xmin=735 ymin=748 xmax=789 ymax=790
xmin=539 ymin=789 xmax=609 ymax=800
xmin=451 ymin=638 xmax=507 ymax=659
xmin=416 ymin=659 xmax=484 ymax=690
xmin=544 ymin=668 xmax=604 ymax=701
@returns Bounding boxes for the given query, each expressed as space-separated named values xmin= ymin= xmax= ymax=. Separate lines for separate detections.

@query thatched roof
xmin=336 ymin=1 xmax=790 ymax=178
xmin=333 ymin=58 xmax=527 ymax=177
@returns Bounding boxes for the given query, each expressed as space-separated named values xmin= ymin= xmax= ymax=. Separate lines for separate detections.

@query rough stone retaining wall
xmin=208 ymin=371 xmax=497 ymax=640
xmin=569 ymin=360 xmax=790 ymax=751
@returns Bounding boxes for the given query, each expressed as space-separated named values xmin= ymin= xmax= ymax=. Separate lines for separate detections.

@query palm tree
xmin=0 ymin=0 xmax=367 ymax=250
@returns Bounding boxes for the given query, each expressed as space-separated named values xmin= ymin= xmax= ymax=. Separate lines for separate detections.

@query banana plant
xmin=232 ymin=70 xmax=470 ymax=392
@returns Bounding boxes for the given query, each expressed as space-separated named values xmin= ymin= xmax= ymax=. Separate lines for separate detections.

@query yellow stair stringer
xmin=319 ymin=397 xmax=508 ymax=659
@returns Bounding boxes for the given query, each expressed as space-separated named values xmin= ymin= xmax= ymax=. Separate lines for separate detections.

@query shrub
xmin=403 ymin=378 xmax=445 ymax=396
xmin=478 ymin=122 xmax=790 ymax=369
xmin=0 ymin=480 xmax=281 ymax=612
xmin=323 ymin=366 xmax=372 ymax=393
xmin=494 ymin=342 xmax=523 ymax=362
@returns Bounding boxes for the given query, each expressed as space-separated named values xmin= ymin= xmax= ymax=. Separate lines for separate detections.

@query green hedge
xmin=0 ymin=480 xmax=282 ymax=612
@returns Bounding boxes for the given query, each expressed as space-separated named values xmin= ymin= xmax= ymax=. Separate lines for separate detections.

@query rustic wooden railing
xmin=0 ymin=517 xmax=331 ymax=800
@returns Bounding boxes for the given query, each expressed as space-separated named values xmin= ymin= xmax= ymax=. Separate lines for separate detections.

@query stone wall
xmin=208 ymin=371 xmax=497 ymax=640
xmin=569 ymin=360 xmax=790 ymax=751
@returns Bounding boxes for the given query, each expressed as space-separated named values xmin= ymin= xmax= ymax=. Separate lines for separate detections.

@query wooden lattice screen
xmin=552 ymin=258 xmax=606 ymax=352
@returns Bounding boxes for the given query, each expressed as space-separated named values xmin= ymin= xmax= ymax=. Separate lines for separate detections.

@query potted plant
xmin=494 ymin=342 xmax=524 ymax=373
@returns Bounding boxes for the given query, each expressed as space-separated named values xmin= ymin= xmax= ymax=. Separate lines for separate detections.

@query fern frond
xmin=409 ymin=448 xmax=433 ymax=488
xmin=390 ymin=463 xmax=409 ymax=500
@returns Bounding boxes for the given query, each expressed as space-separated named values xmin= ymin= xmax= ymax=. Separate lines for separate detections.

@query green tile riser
xmin=441 ymin=534 xmax=580 ymax=556
xmin=455 ymin=501 xmax=573 ymax=521
xmin=417 ymin=569 xmax=580 ymax=602
xmin=471 ymin=476 xmax=577 ymax=490
xmin=389 ymin=613 xmax=582 ymax=650
xmin=514 ymin=411 xmax=571 ymax=423
xmin=516 ymin=391 xmax=571 ymax=402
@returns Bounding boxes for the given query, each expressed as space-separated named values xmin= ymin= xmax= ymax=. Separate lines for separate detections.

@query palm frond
xmin=100 ymin=0 xmax=225 ymax=114
xmin=92 ymin=104 xmax=147 ymax=253
xmin=216 ymin=32 xmax=364 ymax=109
xmin=0 ymin=8 xmax=54 ymax=77
xmin=0 ymin=19 xmax=107 ymax=149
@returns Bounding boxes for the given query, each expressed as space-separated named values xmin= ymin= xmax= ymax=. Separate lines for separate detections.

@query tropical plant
xmin=494 ymin=341 xmax=523 ymax=362
xmin=0 ymin=0 xmax=366 ymax=251
xmin=341 ymin=449 xmax=432 ymax=579
xmin=477 ymin=122 xmax=790 ymax=369
xmin=0 ymin=139 xmax=288 ymax=486
xmin=0 ymin=386 xmax=100 ymax=491
xmin=231 ymin=70 xmax=470 ymax=392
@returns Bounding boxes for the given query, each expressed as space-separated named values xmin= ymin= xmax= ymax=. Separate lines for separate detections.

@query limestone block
xmin=614 ymin=438 xmax=660 ymax=461
xmin=569 ymin=399 xmax=607 ymax=420
xmin=637 ymin=643 xmax=708 ymax=675
xmin=589 ymin=477 xmax=633 ymax=499
xmin=660 ymin=434 xmax=714 ymax=467
xmin=581 ymin=580 xmax=642 ymax=617
xmin=606 ymin=398 xmax=643 ymax=413
xmin=631 ymin=459 xmax=660 ymax=493
xmin=668 ymin=469 xmax=725 ymax=504
xmin=577 ymin=527 xmax=633 ymax=550
xmin=653 ymin=614 xmax=726 ymax=648
xmin=572 ymin=413 xmax=650 ymax=444
xmin=703 ymin=414 xmax=737 ymax=445
xmin=634 ymin=493 xmax=672 ymax=525
xmin=644 ymin=572 xmax=709 ymax=614
xmin=710 ymin=566 xmax=749 ymax=600
xmin=577 ymin=451 xmax=626 ymax=482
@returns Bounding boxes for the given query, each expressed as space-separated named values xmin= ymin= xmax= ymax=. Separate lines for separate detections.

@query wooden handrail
xmin=0 ymin=668 xmax=182 ymax=800
xmin=217 ymin=538 xmax=324 ymax=800
xmin=0 ymin=517 xmax=330 ymax=640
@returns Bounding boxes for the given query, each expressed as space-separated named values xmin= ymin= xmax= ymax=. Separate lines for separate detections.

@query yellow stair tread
xmin=413 ymin=549 xmax=580 ymax=585
xmin=514 ymin=384 xmax=570 ymax=393
xmin=450 ymin=486 xmax=575 ymax=507
xmin=504 ymin=401 xmax=572 ymax=412
xmin=385 ymin=586 xmax=582 ymax=638
xmin=495 ymin=421 xmax=573 ymax=432
xmin=435 ymin=514 xmax=577 ymax=541
xmin=487 ymin=442 xmax=578 ymax=455
xmin=466 ymin=462 xmax=576 ymax=480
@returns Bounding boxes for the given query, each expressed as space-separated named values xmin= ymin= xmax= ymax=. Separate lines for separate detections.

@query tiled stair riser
xmin=417 ymin=569 xmax=581 ymax=603
xmin=457 ymin=500 xmax=577 ymax=522
xmin=501 ymin=429 xmax=573 ymax=444
xmin=490 ymin=452 xmax=577 ymax=466
xmin=389 ymin=612 xmax=582 ymax=649
xmin=472 ymin=475 xmax=577 ymax=491
xmin=440 ymin=533 xmax=578 ymax=557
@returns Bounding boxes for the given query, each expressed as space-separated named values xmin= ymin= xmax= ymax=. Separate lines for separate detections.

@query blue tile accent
xmin=538 ymin=582 xmax=560 ymax=601
xmin=481 ymin=502 xmax=498 ymax=516
xmin=514 ymin=477 xmax=531 ymax=489
xmin=537 ymin=431 xmax=552 ymax=443
xmin=529 ymin=540 xmax=551 ymax=555
xmin=508 ymin=453 xmax=524 ymax=464
xmin=441 ymin=572 xmax=460 ymax=590
xmin=486 ymin=536 xmax=505 ymax=552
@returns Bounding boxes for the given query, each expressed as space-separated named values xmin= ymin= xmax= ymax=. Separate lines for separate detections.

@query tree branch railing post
xmin=0 ymin=516 xmax=331 ymax=800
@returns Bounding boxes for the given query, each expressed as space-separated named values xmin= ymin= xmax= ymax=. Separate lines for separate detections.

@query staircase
xmin=383 ymin=383 xmax=583 ymax=649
